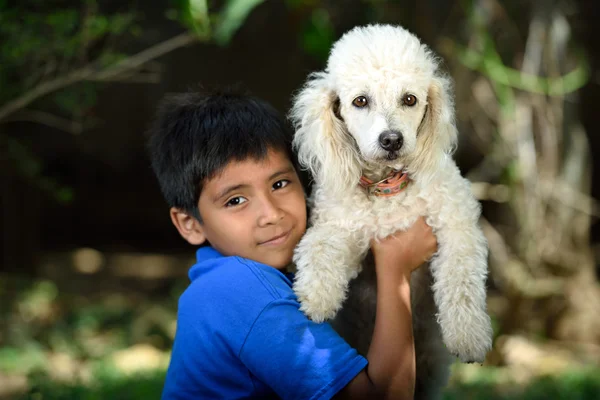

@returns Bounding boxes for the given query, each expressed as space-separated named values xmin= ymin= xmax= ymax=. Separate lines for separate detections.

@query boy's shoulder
xmin=178 ymin=246 xmax=296 ymax=320
xmin=175 ymin=246 xmax=299 ymax=355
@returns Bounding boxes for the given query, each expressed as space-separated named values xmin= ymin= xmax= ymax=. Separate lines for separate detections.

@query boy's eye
xmin=273 ymin=179 xmax=290 ymax=190
xmin=225 ymin=196 xmax=247 ymax=207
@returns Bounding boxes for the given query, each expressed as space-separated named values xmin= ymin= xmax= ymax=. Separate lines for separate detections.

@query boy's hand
xmin=370 ymin=217 xmax=437 ymax=279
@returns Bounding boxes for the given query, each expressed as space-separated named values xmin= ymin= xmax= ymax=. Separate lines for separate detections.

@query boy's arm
xmin=335 ymin=217 xmax=437 ymax=399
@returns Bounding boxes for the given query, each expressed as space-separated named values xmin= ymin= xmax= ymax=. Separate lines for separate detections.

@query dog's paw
xmin=293 ymin=278 xmax=346 ymax=323
xmin=441 ymin=311 xmax=493 ymax=363
xmin=293 ymin=248 xmax=352 ymax=323
xmin=298 ymin=298 xmax=339 ymax=323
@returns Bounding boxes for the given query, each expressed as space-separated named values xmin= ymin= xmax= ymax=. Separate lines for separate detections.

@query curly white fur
xmin=291 ymin=24 xmax=493 ymax=381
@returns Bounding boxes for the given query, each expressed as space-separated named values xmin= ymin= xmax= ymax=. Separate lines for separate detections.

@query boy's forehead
xmin=206 ymin=149 xmax=294 ymax=187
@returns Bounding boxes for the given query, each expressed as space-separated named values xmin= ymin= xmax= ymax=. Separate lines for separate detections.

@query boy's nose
xmin=257 ymin=197 xmax=284 ymax=226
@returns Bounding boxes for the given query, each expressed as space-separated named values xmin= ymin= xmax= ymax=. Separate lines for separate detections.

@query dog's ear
xmin=289 ymin=72 xmax=360 ymax=195
xmin=411 ymin=75 xmax=458 ymax=176
xmin=332 ymin=97 xmax=343 ymax=121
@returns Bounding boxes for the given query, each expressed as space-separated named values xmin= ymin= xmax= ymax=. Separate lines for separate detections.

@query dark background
xmin=1 ymin=0 xmax=599 ymax=398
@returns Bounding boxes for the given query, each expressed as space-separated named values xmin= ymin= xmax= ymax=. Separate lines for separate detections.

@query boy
xmin=148 ymin=88 xmax=437 ymax=399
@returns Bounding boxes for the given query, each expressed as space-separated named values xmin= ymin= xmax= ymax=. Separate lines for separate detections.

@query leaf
xmin=108 ymin=14 xmax=136 ymax=35
xmin=88 ymin=15 xmax=110 ymax=40
xmin=301 ymin=8 xmax=334 ymax=61
xmin=213 ymin=0 xmax=266 ymax=46
xmin=188 ymin=0 xmax=210 ymax=37
xmin=45 ymin=9 xmax=79 ymax=36
xmin=0 ymin=344 xmax=47 ymax=374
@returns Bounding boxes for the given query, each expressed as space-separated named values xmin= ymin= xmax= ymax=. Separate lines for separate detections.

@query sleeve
xmin=239 ymin=298 xmax=368 ymax=400
xmin=161 ymin=315 xmax=204 ymax=400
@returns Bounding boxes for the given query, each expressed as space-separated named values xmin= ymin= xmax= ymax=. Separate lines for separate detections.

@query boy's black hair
xmin=147 ymin=87 xmax=298 ymax=219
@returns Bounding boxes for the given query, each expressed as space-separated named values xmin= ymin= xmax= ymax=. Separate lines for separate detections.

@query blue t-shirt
xmin=161 ymin=247 xmax=367 ymax=400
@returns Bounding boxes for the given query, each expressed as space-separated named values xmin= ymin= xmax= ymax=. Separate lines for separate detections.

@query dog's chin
xmin=362 ymin=151 xmax=405 ymax=171
xmin=384 ymin=151 xmax=399 ymax=161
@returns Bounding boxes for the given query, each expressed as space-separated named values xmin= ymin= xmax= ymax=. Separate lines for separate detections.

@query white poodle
xmin=290 ymin=24 xmax=493 ymax=397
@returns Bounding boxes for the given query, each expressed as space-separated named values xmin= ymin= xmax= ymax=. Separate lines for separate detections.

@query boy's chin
xmin=266 ymin=256 xmax=294 ymax=271
xmin=258 ymin=252 xmax=294 ymax=271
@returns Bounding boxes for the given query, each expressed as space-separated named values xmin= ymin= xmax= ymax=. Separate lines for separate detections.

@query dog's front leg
xmin=429 ymin=220 xmax=493 ymax=363
xmin=425 ymin=173 xmax=493 ymax=363
xmin=293 ymin=223 xmax=367 ymax=323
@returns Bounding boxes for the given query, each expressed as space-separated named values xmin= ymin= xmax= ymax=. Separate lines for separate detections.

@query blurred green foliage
xmin=301 ymin=8 xmax=335 ymax=61
xmin=167 ymin=0 xmax=210 ymax=37
xmin=19 ymin=368 xmax=167 ymax=400
xmin=213 ymin=0 xmax=266 ymax=45
xmin=455 ymin=0 xmax=589 ymax=109
xmin=0 ymin=134 xmax=74 ymax=203
xmin=0 ymin=344 xmax=47 ymax=375
xmin=0 ymin=0 xmax=271 ymax=203
xmin=1 ymin=2 xmax=598 ymax=397
xmin=166 ymin=0 xmax=267 ymax=45
xmin=1 ymin=275 xmax=597 ymax=399
xmin=0 ymin=0 xmax=136 ymax=106
xmin=7 ymin=361 xmax=600 ymax=399
xmin=445 ymin=367 xmax=600 ymax=400
xmin=0 ymin=0 xmax=137 ymax=202
xmin=0 ymin=275 xmax=181 ymax=373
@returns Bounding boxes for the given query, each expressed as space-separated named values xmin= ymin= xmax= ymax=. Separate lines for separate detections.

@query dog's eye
xmin=402 ymin=94 xmax=417 ymax=107
xmin=352 ymin=96 xmax=368 ymax=108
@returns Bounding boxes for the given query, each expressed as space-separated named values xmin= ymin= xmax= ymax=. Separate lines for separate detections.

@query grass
xmin=8 ymin=366 xmax=600 ymax=399
xmin=2 ymin=276 xmax=599 ymax=399
xmin=444 ymin=367 xmax=600 ymax=400
xmin=17 ymin=369 xmax=167 ymax=400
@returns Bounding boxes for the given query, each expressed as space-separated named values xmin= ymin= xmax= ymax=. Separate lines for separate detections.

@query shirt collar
xmin=196 ymin=245 xmax=222 ymax=263
xmin=190 ymin=245 xmax=295 ymax=285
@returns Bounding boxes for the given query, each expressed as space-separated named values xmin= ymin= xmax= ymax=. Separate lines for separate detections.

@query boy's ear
xmin=170 ymin=208 xmax=206 ymax=245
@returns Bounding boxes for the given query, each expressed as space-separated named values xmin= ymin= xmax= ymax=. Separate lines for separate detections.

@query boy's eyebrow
xmin=212 ymin=166 xmax=295 ymax=203
xmin=268 ymin=166 xmax=295 ymax=181
xmin=213 ymin=184 xmax=248 ymax=203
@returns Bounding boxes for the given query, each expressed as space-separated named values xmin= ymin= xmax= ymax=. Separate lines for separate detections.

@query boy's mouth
xmin=259 ymin=230 xmax=291 ymax=246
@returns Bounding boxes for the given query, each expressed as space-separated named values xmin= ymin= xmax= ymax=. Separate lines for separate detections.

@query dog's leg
xmin=293 ymin=224 xmax=367 ymax=323
xmin=428 ymin=219 xmax=493 ymax=363
xmin=423 ymin=170 xmax=493 ymax=363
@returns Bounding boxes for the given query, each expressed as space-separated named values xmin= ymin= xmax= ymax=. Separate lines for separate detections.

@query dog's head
xmin=291 ymin=24 xmax=457 ymax=194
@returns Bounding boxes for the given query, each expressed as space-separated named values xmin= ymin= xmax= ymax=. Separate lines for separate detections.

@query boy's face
xmin=173 ymin=149 xmax=307 ymax=269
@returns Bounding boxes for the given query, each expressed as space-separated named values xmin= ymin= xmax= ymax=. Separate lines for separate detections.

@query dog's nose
xmin=378 ymin=130 xmax=403 ymax=151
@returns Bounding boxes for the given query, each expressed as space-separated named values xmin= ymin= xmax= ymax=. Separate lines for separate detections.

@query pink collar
xmin=359 ymin=170 xmax=410 ymax=197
